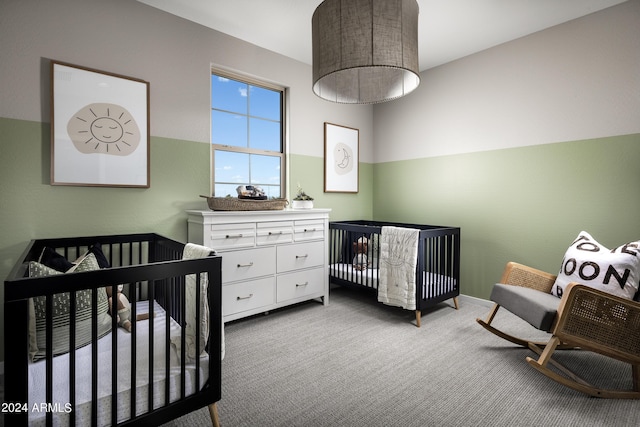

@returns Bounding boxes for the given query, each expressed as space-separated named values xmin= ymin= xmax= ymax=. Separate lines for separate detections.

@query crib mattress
xmin=28 ymin=301 xmax=209 ymax=427
xmin=329 ymin=263 xmax=457 ymax=292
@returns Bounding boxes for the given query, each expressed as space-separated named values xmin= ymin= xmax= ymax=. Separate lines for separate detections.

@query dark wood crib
xmin=329 ymin=221 xmax=460 ymax=326
xmin=3 ymin=233 xmax=222 ymax=427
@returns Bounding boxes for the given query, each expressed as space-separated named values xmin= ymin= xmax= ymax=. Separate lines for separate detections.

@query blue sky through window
xmin=211 ymin=74 xmax=283 ymax=198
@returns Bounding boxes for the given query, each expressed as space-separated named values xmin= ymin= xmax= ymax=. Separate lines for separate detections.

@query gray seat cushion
xmin=490 ymin=283 xmax=561 ymax=332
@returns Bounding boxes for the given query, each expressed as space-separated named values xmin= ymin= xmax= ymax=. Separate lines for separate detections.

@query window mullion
xmin=246 ymin=83 xmax=251 ymax=151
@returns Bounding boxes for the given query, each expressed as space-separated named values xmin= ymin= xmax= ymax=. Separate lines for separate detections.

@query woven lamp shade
xmin=312 ymin=0 xmax=420 ymax=104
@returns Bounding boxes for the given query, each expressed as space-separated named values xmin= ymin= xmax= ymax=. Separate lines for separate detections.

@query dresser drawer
xmin=277 ymin=267 xmax=325 ymax=302
xmin=294 ymin=219 xmax=325 ymax=241
xmin=277 ymin=241 xmax=324 ymax=273
xmin=221 ymin=247 xmax=275 ymax=283
xmin=256 ymin=221 xmax=293 ymax=246
xmin=223 ymin=277 xmax=275 ymax=316
xmin=209 ymin=222 xmax=256 ymax=250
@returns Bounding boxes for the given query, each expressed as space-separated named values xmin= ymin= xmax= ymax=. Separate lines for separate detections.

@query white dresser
xmin=186 ymin=209 xmax=331 ymax=322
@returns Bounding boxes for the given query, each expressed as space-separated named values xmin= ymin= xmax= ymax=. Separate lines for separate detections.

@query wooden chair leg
xmin=476 ymin=303 xmax=566 ymax=349
xmin=452 ymin=296 xmax=459 ymax=310
xmin=208 ymin=402 xmax=221 ymax=427
xmin=530 ymin=336 xmax=560 ymax=368
xmin=484 ymin=303 xmax=500 ymax=325
xmin=528 ymin=343 xmax=590 ymax=387
xmin=477 ymin=303 xmax=529 ymax=347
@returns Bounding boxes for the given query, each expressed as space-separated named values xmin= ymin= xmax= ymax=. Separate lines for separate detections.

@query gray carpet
xmin=161 ymin=286 xmax=640 ymax=427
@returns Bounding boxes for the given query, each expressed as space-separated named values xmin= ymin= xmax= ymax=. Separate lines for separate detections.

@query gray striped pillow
xmin=28 ymin=253 xmax=112 ymax=362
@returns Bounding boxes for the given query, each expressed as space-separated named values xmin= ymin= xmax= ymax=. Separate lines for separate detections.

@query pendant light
xmin=312 ymin=0 xmax=420 ymax=104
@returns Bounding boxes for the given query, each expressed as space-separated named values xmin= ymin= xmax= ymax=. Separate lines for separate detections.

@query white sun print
xmin=67 ymin=103 xmax=141 ymax=156
xmin=333 ymin=142 xmax=353 ymax=176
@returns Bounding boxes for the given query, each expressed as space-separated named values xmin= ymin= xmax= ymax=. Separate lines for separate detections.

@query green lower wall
xmin=373 ymin=134 xmax=640 ymax=299
xmin=0 ymin=117 xmax=210 ymax=256
xmin=289 ymin=153 xmax=374 ymax=222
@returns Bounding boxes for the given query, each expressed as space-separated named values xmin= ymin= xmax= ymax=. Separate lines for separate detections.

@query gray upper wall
xmin=0 ymin=0 xmax=373 ymax=161
xmin=2 ymin=0 xmax=637 ymax=164
xmin=374 ymin=0 xmax=640 ymax=163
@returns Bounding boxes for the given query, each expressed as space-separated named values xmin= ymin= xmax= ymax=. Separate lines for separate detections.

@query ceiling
xmin=137 ymin=0 xmax=627 ymax=71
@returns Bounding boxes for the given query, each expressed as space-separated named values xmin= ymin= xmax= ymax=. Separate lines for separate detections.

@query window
xmin=211 ymin=70 xmax=285 ymax=198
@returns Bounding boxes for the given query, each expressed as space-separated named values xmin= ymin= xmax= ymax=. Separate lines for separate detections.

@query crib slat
xmin=180 ymin=275 xmax=187 ymax=399
xmin=111 ymin=285 xmax=119 ymax=426
xmin=45 ymin=294 xmax=53 ymax=427
xmin=107 ymin=242 xmax=114 ymax=267
xmin=91 ymin=287 xmax=99 ymax=427
xmin=164 ymin=279 xmax=171 ymax=405
xmin=139 ymin=242 xmax=145 ymax=269
xmin=416 ymin=237 xmax=424 ymax=300
xmin=70 ymin=291 xmax=77 ymax=427
xmin=130 ymin=281 xmax=138 ymax=420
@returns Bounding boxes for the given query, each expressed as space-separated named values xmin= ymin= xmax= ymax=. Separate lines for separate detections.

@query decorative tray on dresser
xmin=186 ymin=209 xmax=331 ymax=322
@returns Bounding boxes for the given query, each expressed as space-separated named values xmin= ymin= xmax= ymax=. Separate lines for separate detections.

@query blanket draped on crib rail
xmin=173 ymin=243 xmax=225 ymax=361
xmin=378 ymin=226 xmax=420 ymax=310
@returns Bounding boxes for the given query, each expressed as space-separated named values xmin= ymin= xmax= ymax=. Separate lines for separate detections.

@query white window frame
xmin=210 ymin=68 xmax=287 ymax=198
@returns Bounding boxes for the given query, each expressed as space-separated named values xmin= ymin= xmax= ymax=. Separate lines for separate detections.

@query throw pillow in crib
xmin=38 ymin=246 xmax=75 ymax=272
xmin=28 ymin=253 xmax=112 ymax=361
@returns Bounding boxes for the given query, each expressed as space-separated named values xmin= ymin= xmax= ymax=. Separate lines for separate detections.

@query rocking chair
xmin=477 ymin=262 xmax=640 ymax=399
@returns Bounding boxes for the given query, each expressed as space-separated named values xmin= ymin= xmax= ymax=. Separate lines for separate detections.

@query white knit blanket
xmin=377 ymin=226 xmax=420 ymax=310
xmin=173 ymin=243 xmax=225 ymax=361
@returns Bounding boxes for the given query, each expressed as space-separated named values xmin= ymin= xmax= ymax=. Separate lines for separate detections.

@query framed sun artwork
xmin=324 ymin=122 xmax=359 ymax=193
xmin=51 ymin=61 xmax=150 ymax=187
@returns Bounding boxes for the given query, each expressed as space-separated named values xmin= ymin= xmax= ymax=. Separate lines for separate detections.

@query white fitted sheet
xmin=330 ymin=263 xmax=457 ymax=293
xmin=28 ymin=301 xmax=209 ymax=427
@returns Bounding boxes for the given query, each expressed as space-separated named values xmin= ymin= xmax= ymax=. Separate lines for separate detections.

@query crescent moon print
xmin=333 ymin=142 xmax=354 ymax=176
xmin=67 ymin=103 xmax=141 ymax=156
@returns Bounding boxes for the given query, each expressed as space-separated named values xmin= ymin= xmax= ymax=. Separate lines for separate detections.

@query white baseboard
xmin=459 ymin=293 xmax=493 ymax=308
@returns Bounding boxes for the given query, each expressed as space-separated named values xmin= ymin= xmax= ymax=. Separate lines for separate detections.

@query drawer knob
xmin=295 ymin=254 xmax=308 ymax=259
xmin=226 ymin=233 xmax=243 ymax=239
xmin=268 ymin=231 xmax=283 ymax=235
xmin=237 ymin=294 xmax=254 ymax=300
xmin=296 ymin=282 xmax=309 ymax=287
xmin=303 ymin=228 xmax=316 ymax=232
xmin=237 ymin=262 xmax=254 ymax=268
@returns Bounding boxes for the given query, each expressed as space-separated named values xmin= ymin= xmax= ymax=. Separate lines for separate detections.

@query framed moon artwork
xmin=324 ymin=122 xmax=359 ymax=193
xmin=51 ymin=61 xmax=150 ymax=187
